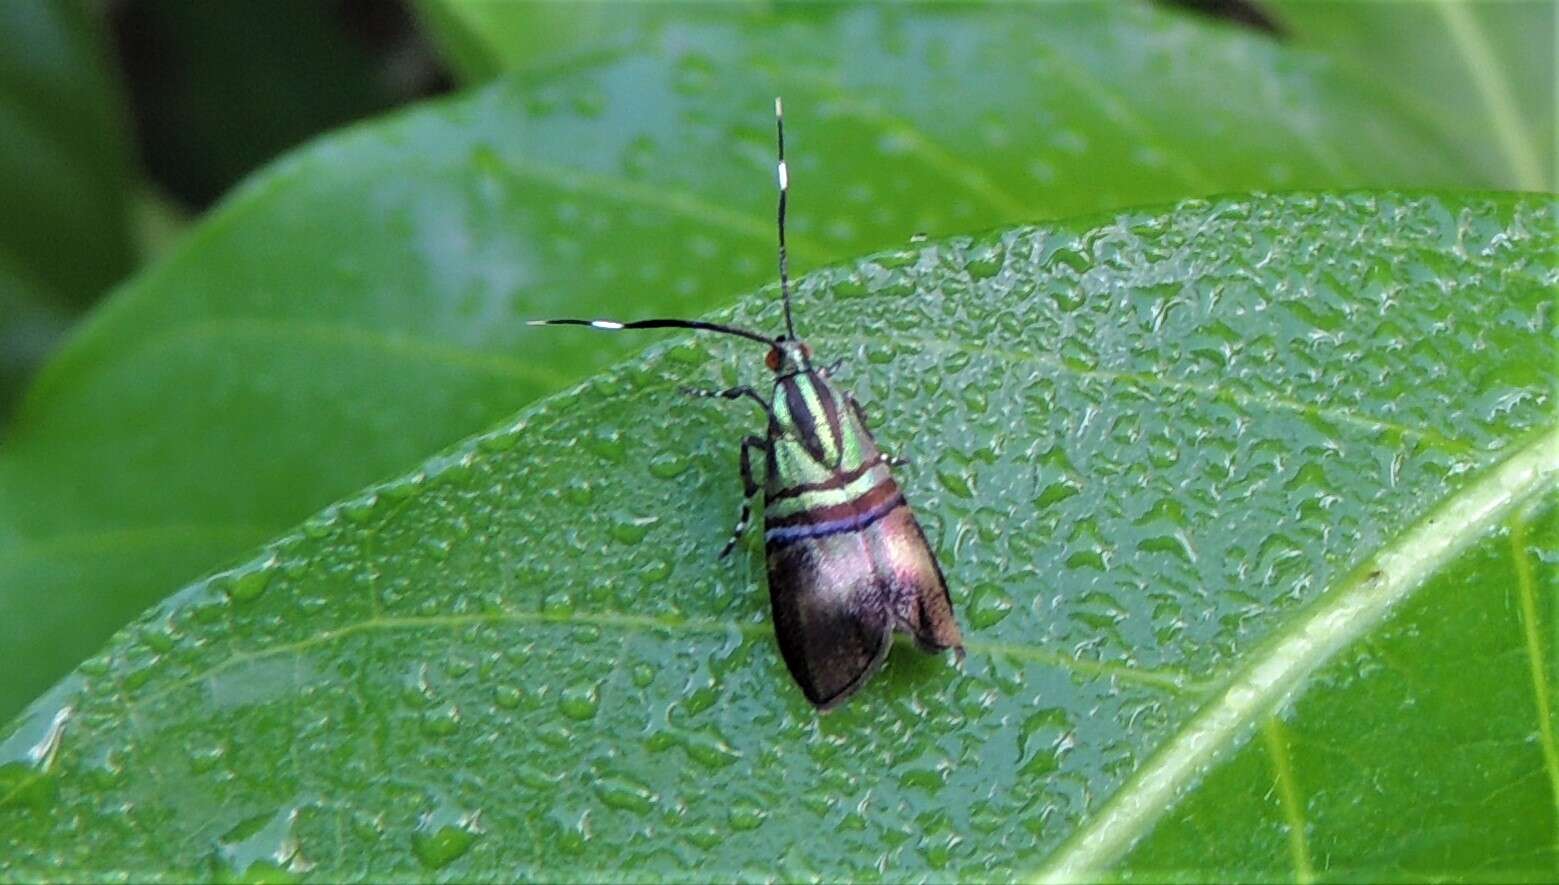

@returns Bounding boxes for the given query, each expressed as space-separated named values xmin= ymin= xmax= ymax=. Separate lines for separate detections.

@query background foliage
xmin=0 ymin=1 xmax=1554 ymax=879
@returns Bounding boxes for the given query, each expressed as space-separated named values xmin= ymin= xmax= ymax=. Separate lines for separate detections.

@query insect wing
xmin=766 ymin=502 xmax=962 ymax=710
xmin=767 ymin=531 xmax=893 ymax=711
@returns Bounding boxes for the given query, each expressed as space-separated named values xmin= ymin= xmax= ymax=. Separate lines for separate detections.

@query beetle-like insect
xmin=531 ymin=99 xmax=964 ymax=710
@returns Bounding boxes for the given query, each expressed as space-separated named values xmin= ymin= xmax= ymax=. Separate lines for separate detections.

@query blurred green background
xmin=1 ymin=0 xmax=450 ymax=417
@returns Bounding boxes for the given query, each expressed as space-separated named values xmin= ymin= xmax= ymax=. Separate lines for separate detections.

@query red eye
xmin=765 ymin=348 xmax=782 ymax=371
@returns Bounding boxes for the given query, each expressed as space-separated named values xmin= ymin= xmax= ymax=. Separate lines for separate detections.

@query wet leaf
xmin=0 ymin=2 xmax=1479 ymax=720
xmin=2 ymin=192 xmax=1554 ymax=879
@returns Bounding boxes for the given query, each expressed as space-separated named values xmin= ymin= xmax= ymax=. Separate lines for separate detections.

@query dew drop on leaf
xmin=227 ymin=564 xmax=273 ymax=603
xmin=727 ymin=800 xmax=766 ymax=831
xmin=558 ymin=683 xmax=600 ymax=721
xmin=492 ymin=685 xmax=522 ymax=710
xmin=410 ymin=825 xmax=477 ymax=870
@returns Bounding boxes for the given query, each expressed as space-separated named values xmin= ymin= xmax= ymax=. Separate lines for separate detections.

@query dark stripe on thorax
xmin=765 ymin=491 xmax=907 ymax=547
xmin=782 ymin=375 xmax=827 ymax=463
xmin=807 ymin=372 xmax=844 ymax=469
xmin=769 ymin=453 xmax=884 ymax=501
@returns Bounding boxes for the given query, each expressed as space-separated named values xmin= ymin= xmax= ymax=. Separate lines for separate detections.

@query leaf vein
xmin=1261 ymin=716 xmax=1315 ymax=884
xmin=126 ymin=611 xmax=1199 ymax=712
xmin=1033 ymin=421 xmax=1559 ymax=881
xmin=1510 ymin=510 xmax=1559 ymax=820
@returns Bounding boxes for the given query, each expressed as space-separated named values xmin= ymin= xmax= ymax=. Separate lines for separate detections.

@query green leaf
xmin=0 ymin=0 xmax=1485 ymax=722
xmin=0 ymin=0 xmax=135 ymax=413
xmin=1268 ymin=0 xmax=1555 ymax=191
xmin=3 ymin=192 xmax=1553 ymax=878
xmin=410 ymin=0 xmax=634 ymax=83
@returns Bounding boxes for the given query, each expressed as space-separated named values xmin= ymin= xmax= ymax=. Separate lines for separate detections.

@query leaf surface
xmin=2 ymin=192 xmax=1554 ymax=879
xmin=0 ymin=2 xmax=1480 ymax=719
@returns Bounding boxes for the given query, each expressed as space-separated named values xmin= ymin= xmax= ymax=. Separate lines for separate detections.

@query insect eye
xmin=800 ymin=342 xmax=813 ymax=359
xmin=765 ymin=348 xmax=782 ymax=371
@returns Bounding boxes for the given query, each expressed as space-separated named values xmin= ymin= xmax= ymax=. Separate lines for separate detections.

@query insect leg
xmin=720 ymin=435 xmax=768 ymax=558
xmin=681 ymin=384 xmax=778 ymax=425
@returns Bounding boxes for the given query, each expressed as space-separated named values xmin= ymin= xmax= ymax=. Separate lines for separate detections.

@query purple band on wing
xmin=763 ymin=493 xmax=906 ymax=546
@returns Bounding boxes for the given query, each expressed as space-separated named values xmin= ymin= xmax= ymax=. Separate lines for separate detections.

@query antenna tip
xmin=774 ymin=96 xmax=783 ymax=118
xmin=525 ymin=320 xmax=547 ymax=326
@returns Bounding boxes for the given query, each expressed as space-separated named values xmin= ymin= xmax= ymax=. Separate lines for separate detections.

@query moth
xmin=531 ymin=99 xmax=964 ymax=710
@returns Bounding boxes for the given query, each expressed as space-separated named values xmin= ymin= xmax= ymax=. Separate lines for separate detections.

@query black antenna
xmin=775 ymin=96 xmax=796 ymax=340
xmin=526 ymin=318 xmax=777 ymax=347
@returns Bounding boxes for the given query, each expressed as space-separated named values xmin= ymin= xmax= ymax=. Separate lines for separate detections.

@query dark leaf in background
xmin=0 ymin=0 xmax=135 ymax=416
xmin=111 ymin=0 xmax=450 ymax=209
xmin=0 ymin=1 xmax=1483 ymax=721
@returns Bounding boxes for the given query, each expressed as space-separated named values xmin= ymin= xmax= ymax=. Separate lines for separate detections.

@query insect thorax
xmin=766 ymin=371 xmax=881 ymax=494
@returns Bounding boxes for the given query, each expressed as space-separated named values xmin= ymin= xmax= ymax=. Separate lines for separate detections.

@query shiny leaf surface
xmin=0 ymin=2 xmax=1477 ymax=720
xmin=3 ymin=192 xmax=1554 ymax=879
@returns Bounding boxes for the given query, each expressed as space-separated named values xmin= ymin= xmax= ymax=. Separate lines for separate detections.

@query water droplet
xmin=301 ymin=510 xmax=336 ymax=539
xmin=965 ymin=250 xmax=1003 ymax=281
xmin=558 ymin=683 xmax=600 ymax=721
xmin=610 ymin=514 xmax=658 ymax=545
xmin=140 ymin=626 xmax=176 ymax=654
xmin=188 ymin=740 xmax=226 ymax=773
xmin=935 ymin=466 xmax=975 ymax=499
xmin=493 ymin=685 xmax=522 ymax=710
xmin=584 ymin=428 xmax=628 ymax=463
xmin=896 ymin=767 xmax=944 ymax=792
xmin=1065 ymin=550 xmax=1107 ymax=572
xmin=380 ymin=471 xmax=428 ymax=500
xmin=727 ymin=800 xmax=766 ymax=831
xmin=641 ymin=558 xmax=673 ymax=584
xmin=477 ymin=430 xmax=519 ymax=454
xmin=228 ymin=563 xmax=274 ymax=603
xmin=1035 ymin=481 xmax=1079 ymax=509
xmin=968 ymin=583 xmax=1014 ymax=629
xmin=647 ymin=453 xmax=687 ymax=480
xmin=680 ymin=728 xmax=741 ymax=770
xmin=831 ymin=276 xmax=868 ymax=299
xmin=342 ymin=494 xmax=380 ymax=523
xmin=593 ymin=773 xmax=656 ymax=814
xmin=215 ymin=807 xmax=306 ymax=880
xmin=420 ymin=705 xmax=460 ymax=737
xmin=411 ymin=825 xmax=477 ymax=870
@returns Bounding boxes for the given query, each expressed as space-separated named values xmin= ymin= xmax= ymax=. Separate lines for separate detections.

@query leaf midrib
xmin=1033 ymin=421 xmax=1559 ymax=881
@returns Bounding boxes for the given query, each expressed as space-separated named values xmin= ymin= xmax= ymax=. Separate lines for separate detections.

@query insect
xmin=530 ymin=99 xmax=964 ymax=710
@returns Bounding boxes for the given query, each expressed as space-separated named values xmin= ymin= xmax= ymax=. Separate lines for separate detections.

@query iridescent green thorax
xmin=766 ymin=369 xmax=876 ymax=492
xmin=762 ymin=367 xmax=905 ymax=543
